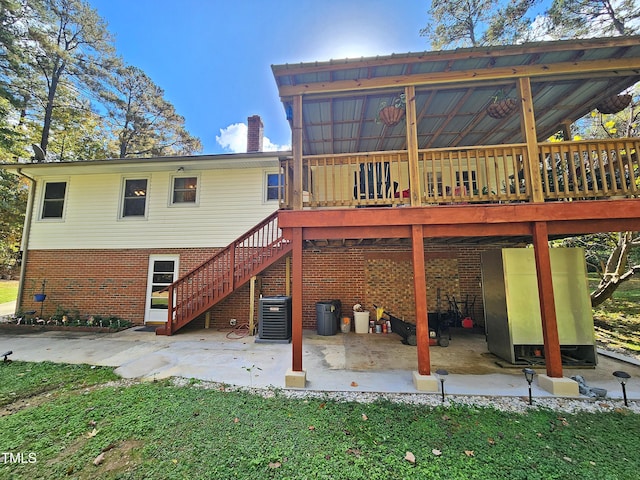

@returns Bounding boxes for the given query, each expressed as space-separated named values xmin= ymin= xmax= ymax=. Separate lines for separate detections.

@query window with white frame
xmin=456 ymin=171 xmax=478 ymax=194
xmin=41 ymin=181 xmax=67 ymax=219
xmin=172 ymin=176 xmax=198 ymax=204
xmin=122 ymin=178 xmax=148 ymax=217
xmin=427 ymin=172 xmax=443 ymax=196
xmin=265 ymin=173 xmax=283 ymax=202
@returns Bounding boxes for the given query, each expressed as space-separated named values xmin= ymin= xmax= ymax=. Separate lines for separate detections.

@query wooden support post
xmin=405 ymin=85 xmax=422 ymax=207
xmin=411 ymin=224 xmax=431 ymax=375
xmin=291 ymin=227 xmax=303 ymax=371
xmin=292 ymin=95 xmax=304 ymax=210
xmin=517 ymin=77 xmax=544 ymax=203
xmin=285 ymin=256 xmax=291 ymax=297
xmin=560 ymin=121 xmax=572 ymax=141
xmin=532 ymin=222 xmax=563 ymax=378
xmin=249 ymin=275 xmax=257 ymax=335
xmin=204 ymin=311 xmax=211 ymax=329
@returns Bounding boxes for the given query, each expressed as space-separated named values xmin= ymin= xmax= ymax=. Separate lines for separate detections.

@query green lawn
xmin=590 ymin=275 xmax=640 ymax=354
xmin=0 ymin=362 xmax=638 ymax=479
xmin=0 ymin=280 xmax=18 ymax=304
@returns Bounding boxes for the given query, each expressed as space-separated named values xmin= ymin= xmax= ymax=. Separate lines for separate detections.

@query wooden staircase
xmin=156 ymin=211 xmax=291 ymax=335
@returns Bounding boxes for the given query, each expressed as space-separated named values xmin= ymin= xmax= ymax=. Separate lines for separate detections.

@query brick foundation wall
xmin=20 ymin=248 xmax=221 ymax=323
xmin=20 ymin=243 xmax=499 ymax=329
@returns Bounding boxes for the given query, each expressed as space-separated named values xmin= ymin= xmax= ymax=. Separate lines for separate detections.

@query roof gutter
xmin=14 ymin=168 xmax=36 ymax=314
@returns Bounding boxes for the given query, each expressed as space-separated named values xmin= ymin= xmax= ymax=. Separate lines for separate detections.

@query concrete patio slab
xmin=0 ymin=326 xmax=638 ymax=401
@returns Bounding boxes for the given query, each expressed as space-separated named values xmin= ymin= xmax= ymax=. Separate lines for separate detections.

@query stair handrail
xmin=164 ymin=211 xmax=290 ymax=334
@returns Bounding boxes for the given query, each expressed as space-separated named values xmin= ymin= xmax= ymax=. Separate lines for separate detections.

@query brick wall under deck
xmin=202 ymin=242 xmax=496 ymax=331
xmin=20 ymin=243 xmax=501 ymax=329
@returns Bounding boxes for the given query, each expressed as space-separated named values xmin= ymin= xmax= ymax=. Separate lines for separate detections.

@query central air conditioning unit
xmin=256 ymin=296 xmax=292 ymax=343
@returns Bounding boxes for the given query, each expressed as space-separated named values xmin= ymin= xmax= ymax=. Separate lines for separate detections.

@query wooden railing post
xmin=292 ymin=95 xmax=304 ymax=210
xmin=517 ymin=77 xmax=544 ymax=203
xmin=405 ymin=85 xmax=422 ymax=207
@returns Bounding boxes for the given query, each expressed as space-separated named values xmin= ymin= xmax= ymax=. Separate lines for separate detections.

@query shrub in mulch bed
xmin=0 ymin=323 xmax=129 ymax=333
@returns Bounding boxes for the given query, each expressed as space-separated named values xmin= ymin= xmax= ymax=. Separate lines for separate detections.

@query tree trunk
xmin=40 ymin=60 xmax=65 ymax=154
xmin=590 ymin=231 xmax=639 ymax=307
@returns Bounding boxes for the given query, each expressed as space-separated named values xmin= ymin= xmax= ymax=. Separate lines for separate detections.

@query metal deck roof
xmin=272 ymin=36 xmax=640 ymax=156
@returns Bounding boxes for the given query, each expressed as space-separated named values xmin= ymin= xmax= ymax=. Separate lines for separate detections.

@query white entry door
xmin=145 ymin=255 xmax=179 ymax=323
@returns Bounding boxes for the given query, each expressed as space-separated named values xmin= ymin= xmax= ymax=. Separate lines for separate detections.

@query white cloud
xmin=216 ymin=123 xmax=247 ymax=153
xmin=216 ymin=122 xmax=290 ymax=153
xmin=263 ymin=136 xmax=290 ymax=152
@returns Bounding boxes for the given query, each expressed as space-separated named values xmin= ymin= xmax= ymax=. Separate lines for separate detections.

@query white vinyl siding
xmin=27 ymin=167 xmax=280 ymax=249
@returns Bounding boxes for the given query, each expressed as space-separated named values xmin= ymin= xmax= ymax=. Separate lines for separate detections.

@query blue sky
xmin=88 ymin=0 xmax=431 ymax=154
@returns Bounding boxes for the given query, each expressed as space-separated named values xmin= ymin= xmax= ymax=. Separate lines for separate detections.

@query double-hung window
xmin=122 ymin=178 xmax=148 ymax=218
xmin=172 ymin=176 xmax=198 ymax=205
xmin=265 ymin=173 xmax=283 ymax=202
xmin=41 ymin=181 xmax=67 ymax=219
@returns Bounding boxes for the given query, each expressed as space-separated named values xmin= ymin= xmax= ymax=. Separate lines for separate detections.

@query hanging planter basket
xmin=486 ymin=98 xmax=518 ymax=119
xmin=596 ymin=94 xmax=632 ymax=114
xmin=378 ymin=105 xmax=405 ymax=127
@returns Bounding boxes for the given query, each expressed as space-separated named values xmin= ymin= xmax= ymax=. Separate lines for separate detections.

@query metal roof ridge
xmin=271 ymin=35 xmax=640 ymax=72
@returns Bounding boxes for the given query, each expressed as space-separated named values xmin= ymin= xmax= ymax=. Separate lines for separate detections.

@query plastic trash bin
xmin=316 ymin=300 xmax=340 ymax=336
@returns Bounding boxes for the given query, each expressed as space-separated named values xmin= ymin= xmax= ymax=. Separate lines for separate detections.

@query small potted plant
xmin=376 ymin=93 xmax=406 ymax=127
xmin=486 ymin=90 xmax=517 ymax=119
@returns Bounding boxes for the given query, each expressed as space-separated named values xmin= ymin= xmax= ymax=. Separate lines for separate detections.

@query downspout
xmin=15 ymin=168 xmax=36 ymax=314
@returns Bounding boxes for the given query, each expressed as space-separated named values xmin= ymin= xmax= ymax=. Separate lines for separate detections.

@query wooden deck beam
xmin=279 ymin=200 xmax=640 ymax=236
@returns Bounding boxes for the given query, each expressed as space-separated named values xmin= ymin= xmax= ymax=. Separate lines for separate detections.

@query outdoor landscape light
xmin=522 ymin=368 xmax=536 ymax=405
xmin=613 ymin=370 xmax=631 ymax=407
xmin=435 ymin=369 xmax=449 ymax=402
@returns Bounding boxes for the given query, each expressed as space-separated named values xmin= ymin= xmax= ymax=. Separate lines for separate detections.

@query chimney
xmin=247 ymin=115 xmax=264 ymax=153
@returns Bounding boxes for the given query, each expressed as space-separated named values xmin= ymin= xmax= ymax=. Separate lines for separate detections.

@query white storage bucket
xmin=354 ymin=311 xmax=370 ymax=334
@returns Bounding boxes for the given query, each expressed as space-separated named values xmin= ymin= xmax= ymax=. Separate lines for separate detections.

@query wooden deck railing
xmin=161 ymin=211 xmax=291 ymax=335
xmin=418 ymin=144 xmax=530 ymax=203
xmin=538 ymin=139 xmax=639 ymax=200
xmin=280 ymin=138 xmax=639 ymax=208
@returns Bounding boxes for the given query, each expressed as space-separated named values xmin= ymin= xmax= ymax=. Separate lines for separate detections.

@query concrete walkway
xmin=0 ymin=300 xmax=16 ymax=318
xmin=0 ymin=326 xmax=638 ymax=400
